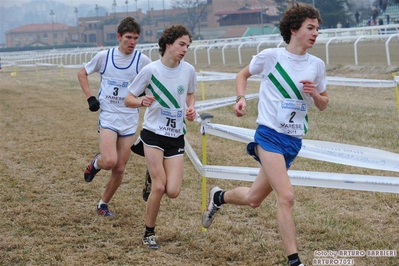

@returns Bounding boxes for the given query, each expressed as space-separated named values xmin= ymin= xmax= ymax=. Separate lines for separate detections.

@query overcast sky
xmin=1 ymin=0 xmax=173 ymax=10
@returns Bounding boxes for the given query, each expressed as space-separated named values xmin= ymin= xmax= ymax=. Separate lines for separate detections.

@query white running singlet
xmin=249 ymin=47 xmax=327 ymax=138
xmin=129 ymin=60 xmax=197 ymax=138
xmin=84 ymin=47 xmax=151 ymax=114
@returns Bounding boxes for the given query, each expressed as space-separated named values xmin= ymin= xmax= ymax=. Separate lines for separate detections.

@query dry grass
xmin=0 ymin=49 xmax=398 ymax=266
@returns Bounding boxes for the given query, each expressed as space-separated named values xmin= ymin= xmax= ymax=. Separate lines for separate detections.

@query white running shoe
xmin=202 ymin=186 xmax=223 ymax=228
xmin=142 ymin=234 xmax=158 ymax=250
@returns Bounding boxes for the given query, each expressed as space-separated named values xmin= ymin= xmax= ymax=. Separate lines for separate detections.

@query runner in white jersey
xmin=202 ymin=3 xmax=329 ymax=266
xmin=252 ymin=46 xmax=326 ymax=138
xmin=125 ymin=24 xmax=196 ymax=250
xmin=78 ymin=17 xmax=151 ymax=217
xmin=131 ymin=59 xmax=196 ymax=137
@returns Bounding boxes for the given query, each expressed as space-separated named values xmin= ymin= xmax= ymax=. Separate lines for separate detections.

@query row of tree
xmin=266 ymin=0 xmax=353 ymax=29
xmin=178 ymin=0 xmax=369 ymax=33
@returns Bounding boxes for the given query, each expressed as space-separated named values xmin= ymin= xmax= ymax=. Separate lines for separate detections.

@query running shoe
xmin=84 ymin=153 xmax=101 ymax=182
xmin=142 ymin=169 xmax=151 ymax=202
xmin=142 ymin=234 xmax=158 ymax=250
xmin=202 ymin=186 xmax=223 ymax=228
xmin=97 ymin=203 xmax=114 ymax=216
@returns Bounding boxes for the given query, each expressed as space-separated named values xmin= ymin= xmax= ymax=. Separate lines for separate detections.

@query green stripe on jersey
xmin=268 ymin=73 xmax=290 ymax=98
xmin=151 ymin=75 xmax=180 ymax=108
xmin=268 ymin=62 xmax=309 ymax=134
xmin=148 ymin=84 xmax=169 ymax=108
xmin=275 ymin=62 xmax=303 ymax=100
xmin=148 ymin=75 xmax=188 ymax=135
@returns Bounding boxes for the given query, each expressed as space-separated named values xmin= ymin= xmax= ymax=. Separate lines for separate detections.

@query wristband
xmin=236 ymin=95 xmax=246 ymax=103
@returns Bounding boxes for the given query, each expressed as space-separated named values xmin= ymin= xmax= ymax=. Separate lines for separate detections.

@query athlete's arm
xmin=234 ymin=65 xmax=251 ymax=117
xmin=313 ymin=90 xmax=328 ymax=111
xmin=78 ymin=67 xmax=93 ymax=99
xmin=125 ymin=92 xmax=154 ymax=108
xmin=185 ymin=92 xmax=196 ymax=121
xmin=300 ymin=79 xmax=329 ymax=111
xmin=78 ymin=67 xmax=100 ymax=112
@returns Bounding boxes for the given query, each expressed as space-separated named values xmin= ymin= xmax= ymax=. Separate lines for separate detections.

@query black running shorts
xmin=131 ymin=129 xmax=185 ymax=158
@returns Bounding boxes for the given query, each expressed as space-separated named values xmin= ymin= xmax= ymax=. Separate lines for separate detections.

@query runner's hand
xmin=87 ymin=96 xmax=100 ymax=112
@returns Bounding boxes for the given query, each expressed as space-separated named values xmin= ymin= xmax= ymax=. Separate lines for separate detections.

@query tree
xmin=312 ymin=0 xmax=352 ymax=28
xmin=274 ymin=0 xmax=352 ymax=29
xmin=274 ymin=0 xmax=290 ymax=16
xmin=172 ymin=0 xmax=208 ymax=38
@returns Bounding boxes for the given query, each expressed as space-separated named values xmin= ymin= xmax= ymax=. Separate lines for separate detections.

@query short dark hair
xmin=117 ymin=17 xmax=141 ymax=36
xmin=279 ymin=2 xmax=322 ymax=44
xmin=158 ymin=24 xmax=192 ymax=56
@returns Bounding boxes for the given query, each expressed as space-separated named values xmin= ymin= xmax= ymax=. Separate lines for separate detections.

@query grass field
xmin=0 ymin=48 xmax=398 ymax=266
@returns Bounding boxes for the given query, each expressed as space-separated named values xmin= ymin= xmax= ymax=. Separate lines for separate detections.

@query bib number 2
xmin=277 ymin=99 xmax=306 ymax=136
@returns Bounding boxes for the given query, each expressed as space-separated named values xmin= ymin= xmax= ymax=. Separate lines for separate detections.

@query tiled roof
xmin=215 ymin=8 xmax=267 ymax=16
xmin=212 ymin=0 xmax=279 ymax=16
xmin=8 ymin=23 xmax=70 ymax=33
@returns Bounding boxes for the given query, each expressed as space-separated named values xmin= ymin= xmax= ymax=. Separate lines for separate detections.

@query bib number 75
xmin=166 ymin=117 xmax=176 ymax=128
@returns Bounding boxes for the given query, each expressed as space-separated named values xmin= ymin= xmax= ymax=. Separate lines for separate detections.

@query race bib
xmin=157 ymin=108 xmax=184 ymax=137
xmin=104 ymin=77 xmax=129 ymax=105
xmin=277 ymin=98 xmax=307 ymax=136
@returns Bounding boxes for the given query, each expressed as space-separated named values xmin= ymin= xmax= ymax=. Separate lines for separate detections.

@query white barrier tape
xmin=300 ymin=140 xmax=399 ymax=172
xmin=184 ymin=139 xmax=399 ymax=193
xmin=327 ymin=76 xmax=397 ymax=87
xmin=199 ymin=71 xmax=261 ymax=82
xmin=201 ymin=123 xmax=399 ymax=172
xmin=36 ymin=63 xmax=60 ymax=67
xmin=15 ymin=64 xmax=37 ymax=67
xmin=184 ymin=137 xmax=204 ymax=176
xmin=62 ymin=64 xmax=83 ymax=69
xmin=203 ymin=165 xmax=399 ymax=194
xmin=203 ymin=123 xmax=254 ymax=143
xmin=194 ymin=93 xmax=258 ymax=112
xmin=3 ymin=67 xmax=397 ymax=87
xmin=197 ymin=72 xmax=236 ymax=82
xmin=0 ymin=61 xmax=15 ymax=66
xmin=287 ymin=170 xmax=398 ymax=192
xmin=198 ymin=71 xmax=397 ymax=87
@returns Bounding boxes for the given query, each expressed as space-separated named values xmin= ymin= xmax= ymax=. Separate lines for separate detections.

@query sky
xmin=1 ymin=0 xmax=173 ymax=10
xmin=0 ymin=0 xmax=174 ymax=43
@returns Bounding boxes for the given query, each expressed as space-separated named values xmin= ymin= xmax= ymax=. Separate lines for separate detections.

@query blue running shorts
xmin=247 ymin=125 xmax=302 ymax=169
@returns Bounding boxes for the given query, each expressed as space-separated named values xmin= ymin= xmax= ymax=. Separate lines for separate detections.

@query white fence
xmin=1 ymin=24 xmax=399 ymax=68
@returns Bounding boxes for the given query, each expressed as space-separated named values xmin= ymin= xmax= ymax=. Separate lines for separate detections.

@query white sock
xmin=98 ymin=199 xmax=107 ymax=208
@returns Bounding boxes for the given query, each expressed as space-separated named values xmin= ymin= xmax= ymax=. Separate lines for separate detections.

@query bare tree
xmin=172 ymin=0 xmax=208 ymax=38
xmin=226 ymin=0 xmax=251 ymax=8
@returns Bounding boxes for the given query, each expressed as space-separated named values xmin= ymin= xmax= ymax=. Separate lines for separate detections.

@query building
xmin=215 ymin=8 xmax=269 ymax=26
xmin=5 ymin=23 xmax=71 ymax=48
xmin=5 ymin=0 xmax=280 ymax=48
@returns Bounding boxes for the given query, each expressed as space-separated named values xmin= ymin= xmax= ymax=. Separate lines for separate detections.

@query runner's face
xmin=293 ymin=18 xmax=319 ymax=49
xmin=118 ymin=32 xmax=139 ymax=55
xmin=167 ymin=35 xmax=190 ymax=61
